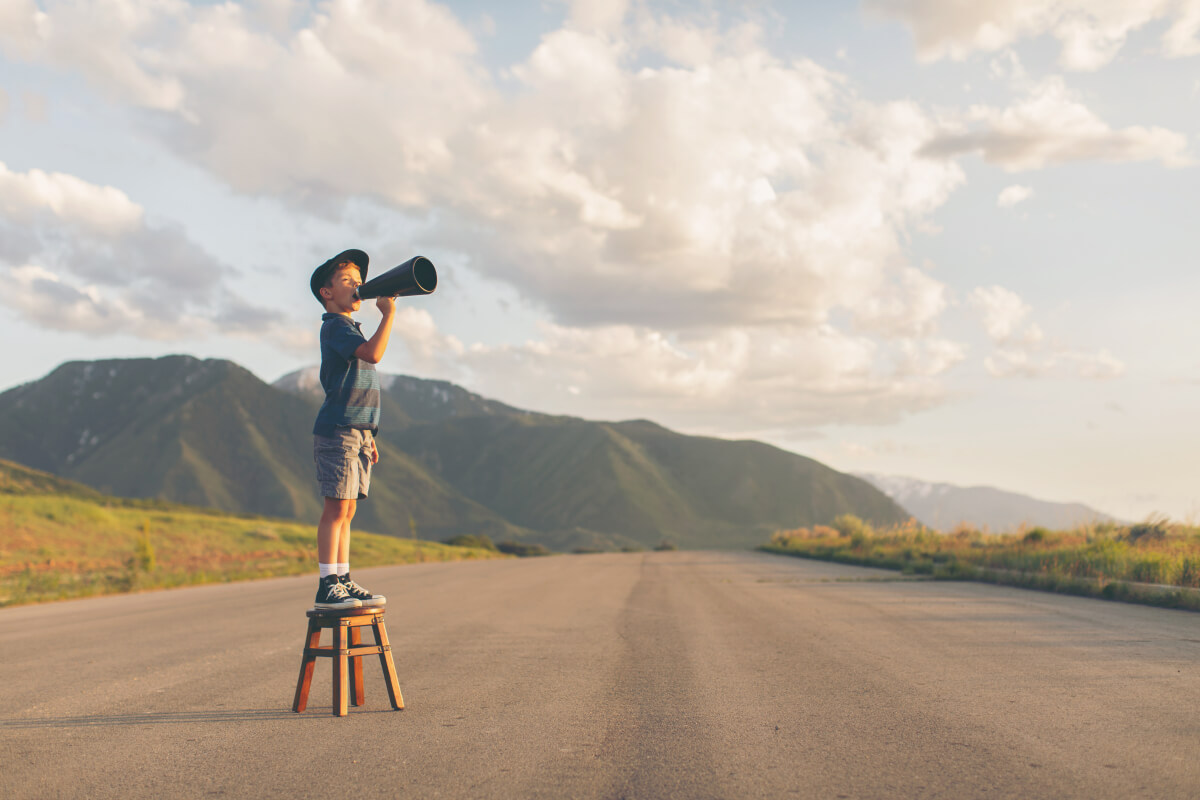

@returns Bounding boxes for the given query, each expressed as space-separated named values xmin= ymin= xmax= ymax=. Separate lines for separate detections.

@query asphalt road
xmin=1 ymin=551 xmax=1197 ymax=799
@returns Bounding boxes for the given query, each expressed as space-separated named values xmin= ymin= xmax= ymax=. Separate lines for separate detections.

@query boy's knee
xmin=324 ymin=497 xmax=355 ymax=519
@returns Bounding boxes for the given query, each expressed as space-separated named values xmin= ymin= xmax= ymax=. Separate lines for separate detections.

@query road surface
xmin=1 ymin=551 xmax=1197 ymax=799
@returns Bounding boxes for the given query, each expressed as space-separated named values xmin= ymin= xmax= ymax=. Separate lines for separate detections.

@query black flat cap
xmin=310 ymin=249 xmax=369 ymax=302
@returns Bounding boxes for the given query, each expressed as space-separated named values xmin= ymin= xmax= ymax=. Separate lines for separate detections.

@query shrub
xmin=1127 ymin=517 xmax=1170 ymax=544
xmin=1023 ymin=527 xmax=1049 ymax=544
xmin=496 ymin=540 xmax=552 ymax=557
xmin=832 ymin=514 xmax=872 ymax=540
xmin=131 ymin=520 xmax=156 ymax=573
xmin=654 ymin=539 xmax=678 ymax=551
xmin=442 ymin=534 xmax=497 ymax=551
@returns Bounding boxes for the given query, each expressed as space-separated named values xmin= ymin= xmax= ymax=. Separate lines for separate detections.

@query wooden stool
xmin=292 ymin=607 xmax=404 ymax=716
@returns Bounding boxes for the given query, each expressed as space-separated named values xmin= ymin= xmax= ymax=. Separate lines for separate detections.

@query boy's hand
xmin=376 ymin=295 xmax=395 ymax=315
xmin=370 ymin=438 xmax=380 ymax=464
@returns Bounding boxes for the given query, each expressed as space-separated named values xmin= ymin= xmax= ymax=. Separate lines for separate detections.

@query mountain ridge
xmin=856 ymin=472 xmax=1121 ymax=532
xmin=0 ymin=355 xmax=910 ymax=550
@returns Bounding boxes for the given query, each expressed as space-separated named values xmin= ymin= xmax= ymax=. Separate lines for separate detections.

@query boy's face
xmin=321 ymin=265 xmax=363 ymax=314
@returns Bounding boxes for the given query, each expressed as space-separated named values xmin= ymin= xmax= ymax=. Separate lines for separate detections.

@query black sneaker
xmin=314 ymin=574 xmax=362 ymax=610
xmin=340 ymin=573 xmax=386 ymax=607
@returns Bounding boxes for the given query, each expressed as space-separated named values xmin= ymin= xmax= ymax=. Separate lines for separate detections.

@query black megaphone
xmin=355 ymin=256 xmax=438 ymax=299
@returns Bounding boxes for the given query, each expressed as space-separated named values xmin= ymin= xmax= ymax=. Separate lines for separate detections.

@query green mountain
xmin=390 ymin=416 xmax=906 ymax=550
xmin=0 ymin=356 xmax=909 ymax=551
xmin=0 ymin=357 xmax=525 ymax=541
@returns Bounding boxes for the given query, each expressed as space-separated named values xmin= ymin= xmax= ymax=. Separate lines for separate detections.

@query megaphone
xmin=355 ymin=256 xmax=438 ymax=300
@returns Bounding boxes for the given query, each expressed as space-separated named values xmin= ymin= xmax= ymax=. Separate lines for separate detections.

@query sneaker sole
xmin=314 ymin=599 xmax=362 ymax=609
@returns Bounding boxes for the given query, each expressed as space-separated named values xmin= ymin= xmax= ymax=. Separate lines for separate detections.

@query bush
xmin=654 ymin=539 xmax=678 ymax=551
xmin=442 ymin=534 xmax=497 ymax=551
xmin=832 ymin=514 xmax=872 ymax=540
xmin=496 ymin=540 xmax=552 ymax=557
xmin=1023 ymin=527 xmax=1049 ymax=544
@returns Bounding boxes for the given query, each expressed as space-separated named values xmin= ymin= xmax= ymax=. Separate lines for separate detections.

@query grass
xmin=0 ymin=492 xmax=505 ymax=608
xmin=760 ymin=515 xmax=1200 ymax=612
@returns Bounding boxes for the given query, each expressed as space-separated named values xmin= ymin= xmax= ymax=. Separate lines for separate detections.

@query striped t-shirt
xmin=312 ymin=313 xmax=381 ymax=436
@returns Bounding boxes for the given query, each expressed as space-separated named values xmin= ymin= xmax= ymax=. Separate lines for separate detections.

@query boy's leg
xmin=315 ymin=498 xmax=360 ymax=609
xmin=318 ymin=497 xmax=354 ymax=566
xmin=335 ymin=492 xmax=385 ymax=607
xmin=336 ymin=499 xmax=355 ymax=568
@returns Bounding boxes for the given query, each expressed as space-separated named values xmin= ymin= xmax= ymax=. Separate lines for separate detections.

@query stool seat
xmin=293 ymin=604 xmax=404 ymax=716
xmin=306 ymin=606 xmax=386 ymax=618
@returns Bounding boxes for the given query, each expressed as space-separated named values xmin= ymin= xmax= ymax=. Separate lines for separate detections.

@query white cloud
xmin=564 ymin=0 xmax=629 ymax=33
xmin=997 ymin=184 xmax=1033 ymax=208
xmin=867 ymin=0 xmax=1199 ymax=70
xmin=970 ymin=285 xmax=1123 ymax=380
xmin=984 ymin=346 xmax=1125 ymax=380
xmin=386 ymin=314 xmax=962 ymax=432
xmin=926 ymin=77 xmax=1191 ymax=171
xmin=0 ymin=161 xmax=143 ymax=236
xmin=969 ymin=285 xmax=1031 ymax=342
xmin=19 ymin=1 xmax=1159 ymax=428
xmin=0 ymin=162 xmax=306 ymax=346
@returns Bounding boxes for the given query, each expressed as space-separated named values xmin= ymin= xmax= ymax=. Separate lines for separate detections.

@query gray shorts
xmin=314 ymin=428 xmax=374 ymax=500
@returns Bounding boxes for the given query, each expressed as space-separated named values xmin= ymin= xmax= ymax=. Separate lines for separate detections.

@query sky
xmin=1 ymin=0 xmax=1198 ymax=522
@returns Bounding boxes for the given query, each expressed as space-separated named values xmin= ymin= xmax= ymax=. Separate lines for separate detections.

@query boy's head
xmin=311 ymin=249 xmax=369 ymax=312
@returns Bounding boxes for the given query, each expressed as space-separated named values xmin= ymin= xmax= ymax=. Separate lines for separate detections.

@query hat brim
xmin=311 ymin=249 xmax=370 ymax=301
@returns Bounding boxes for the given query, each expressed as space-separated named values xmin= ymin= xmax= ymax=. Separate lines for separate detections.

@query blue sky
xmin=1 ymin=0 xmax=1198 ymax=522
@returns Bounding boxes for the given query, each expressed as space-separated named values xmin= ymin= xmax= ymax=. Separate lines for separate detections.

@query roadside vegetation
xmin=761 ymin=514 xmax=1200 ymax=612
xmin=442 ymin=533 xmax=552 ymax=557
xmin=0 ymin=488 xmax=504 ymax=608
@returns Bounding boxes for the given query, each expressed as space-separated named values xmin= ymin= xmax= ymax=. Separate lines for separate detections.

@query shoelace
xmin=327 ymin=581 xmax=353 ymax=599
xmin=342 ymin=579 xmax=371 ymax=598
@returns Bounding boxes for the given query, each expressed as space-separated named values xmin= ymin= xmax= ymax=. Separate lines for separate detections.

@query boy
xmin=308 ymin=249 xmax=395 ymax=609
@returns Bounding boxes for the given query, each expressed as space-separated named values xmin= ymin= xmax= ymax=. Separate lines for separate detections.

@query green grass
xmin=760 ymin=515 xmax=1200 ymax=612
xmin=0 ymin=489 xmax=505 ymax=608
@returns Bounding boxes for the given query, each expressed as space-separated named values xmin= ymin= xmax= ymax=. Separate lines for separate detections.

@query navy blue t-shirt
xmin=313 ymin=313 xmax=381 ymax=436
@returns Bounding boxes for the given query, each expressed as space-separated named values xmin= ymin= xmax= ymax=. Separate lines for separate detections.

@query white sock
xmin=319 ymin=563 xmax=336 ymax=578
xmin=337 ymin=562 xmax=350 ymax=576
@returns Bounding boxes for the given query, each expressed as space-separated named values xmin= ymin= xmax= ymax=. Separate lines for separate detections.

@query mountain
xmin=0 ymin=357 xmax=525 ymax=541
xmin=0 ymin=356 xmax=909 ymax=551
xmin=392 ymin=416 xmax=906 ymax=550
xmin=856 ymin=473 xmax=1120 ymax=532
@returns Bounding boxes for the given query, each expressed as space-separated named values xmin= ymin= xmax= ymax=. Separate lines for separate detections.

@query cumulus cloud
xmin=868 ymin=0 xmax=1200 ymax=70
xmin=969 ymin=285 xmax=1032 ymax=343
xmin=997 ymin=184 xmax=1032 ymax=207
xmin=0 ymin=1 xmax=1140 ymax=427
xmin=926 ymin=77 xmax=1191 ymax=171
xmin=970 ymin=285 xmax=1123 ymax=380
xmin=0 ymin=161 xmax=143 ymax=235
xmin=387 ymin=314 xmax=962 ymax=432
xmin=0 ymin=161 xmax=304 ymax=345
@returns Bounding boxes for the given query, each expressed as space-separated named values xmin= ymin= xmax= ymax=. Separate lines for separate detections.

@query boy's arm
xmin=354 ymin=296 xmax=396 ymax=364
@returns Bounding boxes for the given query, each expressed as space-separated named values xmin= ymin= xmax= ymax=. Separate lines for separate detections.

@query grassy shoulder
xmin=760 ymin=515 xmax=1200 ymax=612
xmin=0 ymin=491 xmax=504 ymax=608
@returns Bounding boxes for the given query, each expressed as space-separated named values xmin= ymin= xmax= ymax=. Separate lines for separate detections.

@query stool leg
xmin=332 ymin=621 xmax=349 ymax=717
xmin=373 ymin=616 xmax=405 ymax=710
xmin=292 ymin=619 xmax=321 ymax=713
xmin=349 ymin=626 xmax=364 ymax=707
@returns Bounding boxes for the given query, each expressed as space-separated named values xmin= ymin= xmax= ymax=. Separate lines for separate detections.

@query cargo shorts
xmin=314 ymin=427 xmax=374 ymax=500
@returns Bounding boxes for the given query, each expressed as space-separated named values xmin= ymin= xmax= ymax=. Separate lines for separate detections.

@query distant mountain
xmin=856 ymin=473 xmax=1120 ymax=532
xmin=0 ymin=355 xmax=910 ymax=551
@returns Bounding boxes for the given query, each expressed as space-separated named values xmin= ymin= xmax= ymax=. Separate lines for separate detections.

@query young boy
xmin=309 ymin=249 xmax=396 ymax=609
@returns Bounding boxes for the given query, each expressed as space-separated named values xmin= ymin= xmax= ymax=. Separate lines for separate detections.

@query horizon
xmin=2 ymin=1 xmax=1198 ymax=520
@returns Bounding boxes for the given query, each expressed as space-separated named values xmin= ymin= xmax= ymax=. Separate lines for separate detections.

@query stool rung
xmin=305 ymin=644 xmax=388 ymax=658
